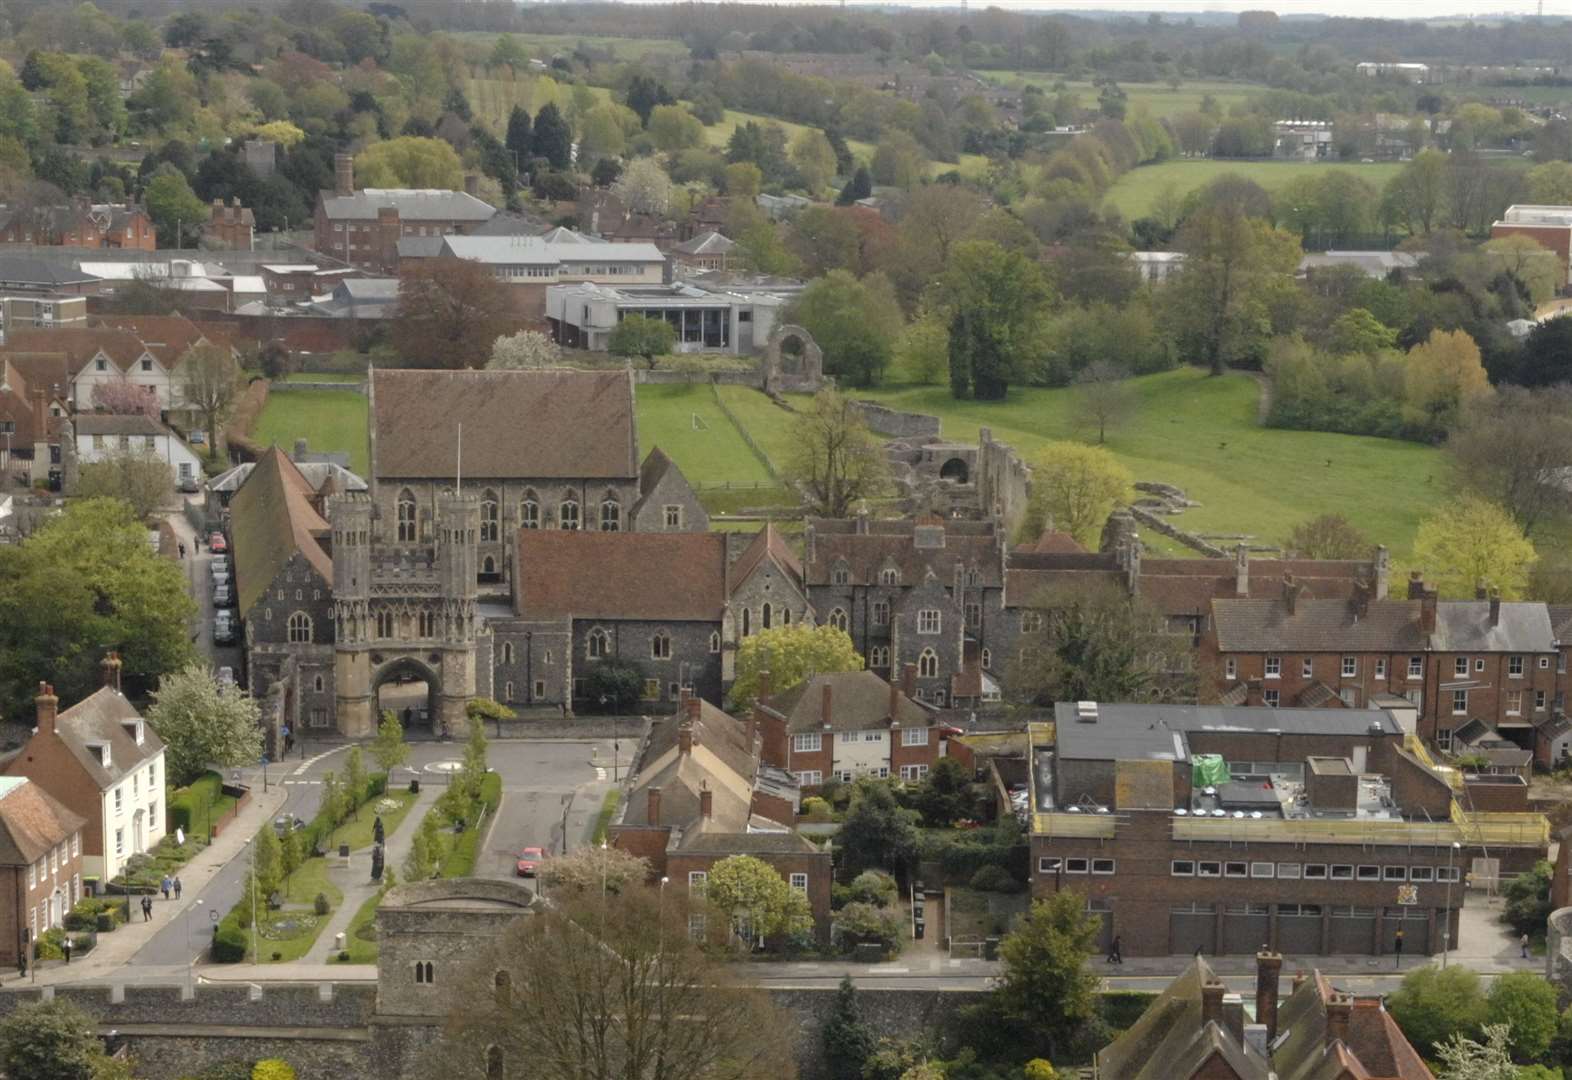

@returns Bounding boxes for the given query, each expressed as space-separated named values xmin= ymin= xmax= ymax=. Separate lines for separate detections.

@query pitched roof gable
xmin=729 ymin=524 xmax=802 ymax=596
xmin=761 ymin=670 xmax=926 ymax=734
xmin=0 ymin=780 xmax=86 ymax=866
xmin=88 ymin=313 xmax=206 ymax=364
xmin=371 ymin=368 xmax=637 ymax=480
xmin=52 ymin=687 xmax=164 ymax=789
xmin=514 ymin=530 xmax=729 ymax=621
xmin=228 ymin=446 xmax=332 ymax=616
xmin=4 ymin=327 xmax=152 ymax=373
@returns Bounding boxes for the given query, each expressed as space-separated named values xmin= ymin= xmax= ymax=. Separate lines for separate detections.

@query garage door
xmin=1170 ymin=904 xmax=1215 ymax=955
xmin=1222 ymin=905 xmax=1271 ymax=955
xmin=1329 ymin=906 xmax=1376 ymax=954
xmin=1277 ymin=904 xmax=1322 ymax=955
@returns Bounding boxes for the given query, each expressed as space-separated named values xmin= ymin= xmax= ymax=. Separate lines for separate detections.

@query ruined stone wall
xmin=977 ymin=427 xmax=1032 ymax=541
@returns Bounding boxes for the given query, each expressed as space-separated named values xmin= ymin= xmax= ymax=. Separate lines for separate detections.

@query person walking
xmin=1393 ymin=928 xmax=1405 ymax=967
xmin=160 ymin=875 xmax=172 ymax=901
xmin=61 ymin=937 xmax=70 ymax=965
xmin=173 ymin=877 xmax=182 ymax=901
xmin=141 ymin=895 xmax=152 ymax=922
xmin=177 ymin=542 xmax=186 ymax=559
xmin=1107 ymin=935 xmax=1123 ymax=965
xmin=1522 ymin=932 xmax=1532 ymax=959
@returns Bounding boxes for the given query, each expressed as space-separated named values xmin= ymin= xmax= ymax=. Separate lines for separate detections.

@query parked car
xmin=211 ymin=554 xmax=230 ymax=573
xmin=217 ymin=666 xmax=235 ymax=688
xmin=210 ymin=566 xmax=230 ymax=585
xmin=273 ymin=815 xmax=305 ymax=837
xmin=177 ymin=476 xmax=200 ymax=494
xmin=212 ymin=583 xmax=233 ymax=607
xmin=207 ymin=532 xmax=227 ymax=553
xmin=515 ymin=846 xmax=545 ymax=877
xmin=189 ymin=429 xmax=205 ymax=445
xmin=213 ymin=614 xmax=235 ymax=644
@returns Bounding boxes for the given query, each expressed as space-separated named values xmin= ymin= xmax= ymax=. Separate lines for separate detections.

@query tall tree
xmin=1283 ymin=513 xmax=1372 ymax=560
xmin=786 ymin=270 xmax=904 ymax=387
xmin=995 ymin=893 xmax=1102 ymax=1062
xmin=1388 ymin=966 xmax=1488 ymax=1058
xmin=941 ymin=240 xmax=1054 ymax=400
xmin=1402 ymin=329 xmax=1490 ymax=439
xmin=822 ymin=977 xmax=874 ymax=1080
xmin=706 ymin=855 xmax=813 ymax=946
xmin=146 ymin=662 xmax=264 ymax=787
xmin=394 ymin=257 xmax=513 ymax=370
xmin=729 ymin=623 xmax=863 ymax=711
xmin=0 ymin=998 xmax=131 ymax=1080
xmin=143 ymin=170 xmax=206 ymax=247
xmin=790 ymin=129 xmax=837 ymax=194
xmin=176 ymin=343 xmax=241 ymax=460
xmin=353 ymin=136 xmax=463 ymax=189
xmin=1448 ymin=386 xmax=1572 ymax=537
xmin=370 ymin=710 xmax=410 ymax=775
xmin=74 ymin=450 xmax=172 ymax=523
xmin=607 ymin=314 xmax=676 ymax=370
xmin=782 ymin=390 xmax=890 ymax=518
xmin=837 ymin=781 xmax=920 ymax=878
xmin=504 ymin=105 xmax=532 ymax=164
xmin=1412 ymin=495 xmax=1537 ymax=600
xmin=429 ymin=886 xmax=795 ymax=1079
xmin=1010 ymin=582 xmax=1187 ymax=706
xmin=531 ymin=103 xmax=572 ymax=170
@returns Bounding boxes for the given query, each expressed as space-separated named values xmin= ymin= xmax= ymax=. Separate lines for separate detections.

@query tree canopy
xmin=730 ymin=623 xmax=863 ymax=711
xmin=782 ymin=390 xmax=890 ymax=518
xmin=1412 ymin=495 xmax=1537 ymax=600
xmin=146 ymin=661 xmax=264 ymax=787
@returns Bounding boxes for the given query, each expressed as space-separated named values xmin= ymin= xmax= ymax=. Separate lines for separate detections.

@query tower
xmin=435 ymin=489 xmax=481 ymax=735
xmin=332 ymin=495 xmax=377 ymax=737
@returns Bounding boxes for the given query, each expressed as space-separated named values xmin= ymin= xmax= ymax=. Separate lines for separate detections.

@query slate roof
xmin=1095 ymin=958 xmax=1270 ymax=1080
xmin=227 ymin=446 xmax=332 ymax=617
xmin=1137 ymin=557 xmax=1371 ymax=618
xmin=0 ymin=778 xmax=85 ymax=867
xmin=759 ymin=670 xmax=927 ymax=734
xmin=1212 ymin=598 xmax=1555 ymax=654
xmin=53 ymin=686 xmax=164 ymax=789
xmin=673 ymin=230 xmax=735 ymax=256
xmin=728 ymin=523 xmax=802 ymax=595
xmin=805 ymin=518 xmax=1003 ymax=587
xmin=73 ymin=413 xmax=168 ymax=437
xmin=470 ymin=210 xmax=554 ymax=237
xmin=514 ymin=530 xmax=729 ymax=621
xmin=439 ymin=235 xmax=665 ymax=265
xmin=0 ymin=256 xmax=100 ymax=287
xmin=623 ymin=704 xmax=756 ymax=833
xmin=318 ymin=189 xmax=495 ymax=223
xmin=370 ymin=368 xmax=637 ymax=480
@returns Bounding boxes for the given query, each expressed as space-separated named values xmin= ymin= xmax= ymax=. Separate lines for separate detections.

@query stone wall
xmin=0 ymin=983 xmax=377 ymax=1027
xmin=635 ymin=368 xmax=763 ymax=387
xmin=977 ymin=427 xmax=1032 ymax=540
xmin=1548 ymin=906 xmax=1572 ymax=1000
xmin=1127 ymin=505 xmax=1227 ymax=558
xmin=267 ymin=381 xmax=366 ymax=394
xmin=853 ymin=401 xmax=941 ymax=439
xmin=768 ymin=987 xmax=987 ymax=1079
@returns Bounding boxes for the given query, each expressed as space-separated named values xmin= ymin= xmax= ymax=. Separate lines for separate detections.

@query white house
xmin=73 ymin=414 xmax=203 ymax=486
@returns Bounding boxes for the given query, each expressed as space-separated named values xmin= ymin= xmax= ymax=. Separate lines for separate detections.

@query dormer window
xmin=831 ymin=563 xmax=850 ymax=586
xmin=121 ymin=721 xmax=143 ymax=745
xmin=87 ymin=742 xmax=110 ymax=768
xmin=94 ymin=358 xmax=106 ymax=372
xmin=140 ymin=358 xmax=152 ymax=372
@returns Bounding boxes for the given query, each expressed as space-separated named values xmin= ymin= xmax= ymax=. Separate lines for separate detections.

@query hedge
xmin=438 ymin=773 xmax=502 ymax=878
xmin=169 ymin=771 xmax=228 ymax=836
xmin=212 ymin=917 xmax=248 ymax=963
xmin=297 ymin=773 xmax=388 ymax=855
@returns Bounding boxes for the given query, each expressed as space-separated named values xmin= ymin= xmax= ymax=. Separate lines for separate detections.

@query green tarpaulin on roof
xmin=1192 ymin=754 xmax=1229 ymax=787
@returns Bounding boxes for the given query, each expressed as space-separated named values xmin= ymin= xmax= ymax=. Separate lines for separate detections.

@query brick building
xmin=0 ymin=200 xmax=155 ymax=250
xmin=0 ymin=776 xmax=86 ymax=967
xmin=612 ymin=695 xmax=829 ymax=944
xmin=205 ymin=198 xmax=254 ymax=250
xmin=1028 ymin=701 xmax=1547 ymax=958
xmin=314 ymin=155 xmax=495 ymax=273
xmin=0 ymin=351 xmax=70 ymax=487
xmin=1490 ymin=204 xmax=1572 ymax=290
xmin=1202 ymin=574 xmax=1560 ymax=752
xmin=754 ymin=667 xmax=945 ymax=786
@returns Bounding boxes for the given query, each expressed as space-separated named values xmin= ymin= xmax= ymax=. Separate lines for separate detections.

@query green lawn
xmin=331 ymin=889 xmax=383 ymax=964
xmin=976 ymin=74 xmax=1268 ymax=122
xmin=853 ymin=369 xmax=1445 ymax=560
xmin=636 ymin=383 xmax=774 ymax=485
xmin=326 ymin=789 xmax=418 ymax=854
xmin=281 ymin=855 xmax=344 ymax=909
xmin=253 ymin=389 xmax=369 ymax=476
xmin=456 ymin=31 xmax=690 ymax=62
xmin=1102 ymin=158 xmax=1406 ymax=220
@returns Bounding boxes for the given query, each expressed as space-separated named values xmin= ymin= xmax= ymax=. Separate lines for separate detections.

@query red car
xmin=515 ymin=846 xmax=545 ymax=877
xmin=208 ymin=533 xmax=228 ymax=554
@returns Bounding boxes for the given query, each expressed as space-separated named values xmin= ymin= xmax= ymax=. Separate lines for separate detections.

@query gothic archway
xmin=372 ymin=655 xmax=441 ymax=736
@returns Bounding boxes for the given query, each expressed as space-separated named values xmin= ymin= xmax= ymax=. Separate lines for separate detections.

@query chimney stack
xmin=1489 ymin=588 xmax=1502 ymax=627
xmin=678 ymin=724 xmax=694 ymax=756
xmin=1292 ymin=971 xmax=1309 ymax=994
xmin=1407 ymin=570 xmax=1426 ymax=600
xmin=1475 ymin=581 xmax=1489 ymax=601
xmin=31 ymin=386 xmax=45 ymax=443
xmin=1325 ymin=993 xmax=1352 ymax=1049
xmin=1282 ymin=572 xmax=1302 ymax=615
xmin=699 ymin=783 xmax=712 ymax=819
xmin=1222 ymin=993 xmax=1245 ymax=1045
xmin=889 ymin=675 xmax=900 ymax=722
xmin=1255 ymin=950 xmax=1282 ymax=1043
xmin=686 ymin=696 xmax=701 ymax=723
xmin=464 ymin=174 xmax=479 ymax=197
xmin=902 ymin=662 xmax=916 ymax=699
xmin=100 ymin=652 xmax=122 ymax=693
xmin=35 ymin=682 xmax=57 ymax=736
xmin=1375 ymin=545 xmax=1390 ymax=599
xmin=334 ymin=153 xmax=354 ymax=196
xmin=1235 ymin=543 xmax=1249 ymax=596
xmin=757 ymin=669 xmax=772 ymax=702
xmin=1201 ymin=980 xmax=1226 ymax=1031
xmin=1420 ymin=587 xmax=1438 ymax=636
xmin=647 ymin=786 xmax=662 ymax=826
xmin=821 ymin=682 xmax=833 ymax=730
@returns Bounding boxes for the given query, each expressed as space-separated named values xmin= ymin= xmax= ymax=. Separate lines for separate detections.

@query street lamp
xmin=1442 ymin=840 xmax=1461 ymax=968
xmin=185 ymin=898 xmax=206 ymax=993
xmin=659 ymin=876 xmax=669 ymax=955
xmin=599 ymin=841 xmax=608 ymax=902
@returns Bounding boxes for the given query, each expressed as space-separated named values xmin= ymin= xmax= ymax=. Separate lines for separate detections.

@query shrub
xmin=96 ymin=913 xmax=114 ymax=932
xmin=212 ymin=920 xmax=248 ymax=963
xmin=801 ymin=796 xmax=833 ymax=822
xmin=848 ymin=870 xmax=899 ymax=907
xmin=835 ymin=901 xmax=903 ymax=953
xmin=312 ymin=893 xmax=331 ymax=916
xmin=252 ymin=1060 xmax=297 ymax=1080
xmin=969 ymin=865 xmax=1022 ymax=893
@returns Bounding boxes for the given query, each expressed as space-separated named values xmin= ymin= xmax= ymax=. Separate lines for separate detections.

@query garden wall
xmin=853 ymin=402 xmax=942 ymax=439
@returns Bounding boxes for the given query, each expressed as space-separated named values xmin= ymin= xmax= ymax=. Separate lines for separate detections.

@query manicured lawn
xmin=253 ymin=389 xmax=369 ymax=476
xmin=976 ymin=74 xmax=1267 ymax=121
xmin=327 ymin=790 xmax=418 ymax=853
xmin=277 ymin=371 xmax=364 ymax=384
xmin=855 ymin=369 xmax=1445 ymax=560
xmin=331 ymin=890 xmax=383 ymax=964
xmin=281 ymin=855 xmax=344 ymax=909
xmin=251 ymin=909 xmax=326 ymax=963
xmin=1102 ymin=158 xmax=1406 ymax=220
xmin=713 ymin=385 xmax=801 ymax=473
xmin=636 ymin=384 xmax=774 ymax=485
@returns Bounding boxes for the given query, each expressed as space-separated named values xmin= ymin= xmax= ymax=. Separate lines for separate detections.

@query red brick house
xmin=0 ymin=200 xmax=155 ymax=250
xmin=611 ymin=695 xmax=830 ymax=944
xmin=755 ymin=667 xmax=944 ymax=786
xmin=313 ymin=154 xmax=494 ymax=273
xmin=0 ymin=775 xmax=86 ymax=967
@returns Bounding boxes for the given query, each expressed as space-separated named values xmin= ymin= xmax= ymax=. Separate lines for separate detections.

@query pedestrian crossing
xmin=282 ymin=779 xmax=322 ymax=786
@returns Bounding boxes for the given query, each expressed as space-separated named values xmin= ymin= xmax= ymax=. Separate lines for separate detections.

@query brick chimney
xmin=31 ymin=386 xmax=45 ymax=443
xmin=1375 ymin=545 xmax=1390 ymax=600
xmin=889 ymin=675 xmax=900 ymax=721
xmin=677 ymin=724 xmax=695 ymax=756
xmin=1282 ymin=572 xmax=1302 ymax=615
xmin=1407 ymin=570 xmax=1426 ymax=599
xmin=1325 ymin=993 xmax=1352 ymax=1048
xmin=699 ymin=782 xmax=712 ymax=820
xmin=35 ymin=682 xmax=57 ymax=736
xmin=464 ymin=174 xmax=479 ymax=197
xmin=901 ymin=662 xmax=916 ymax=699
xmin=821 ymin=682 xmax=833 ymax=729
xmin=1255 ymin=950 xmax=1282 ymax=1043
xmin=1490 ymin=588 xmax=1502 ymax=627
xmin=100 ymin=652 xmax=122 ymax=693
xmin=646 ymin=786 xmax=662 ymax=826
xmin=1419 ymin=587 xmax=1438 ymax=636
xmin=686 ymin=696 xmax=701 ymax=723
xmin=1235 ymin=543 xmax=1249 ymax=596
xmin=334 ymin=153 xmax=354 ymax=196
xmin=1201 ymin=980 xmax=1226 ymax=1030
xmin=1292 ymin=971 xmax=1309 ymax=994
xmin=1350 ymin=580 xmax=1370 ymax=619
xmin=1475 ymin=581 xmax=1489 ymax=600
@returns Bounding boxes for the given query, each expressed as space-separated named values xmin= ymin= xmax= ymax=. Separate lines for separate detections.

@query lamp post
xmin=1442 ymin=840 xmax=1461 ymax=968
xmin=599 ymin=841 xmax=608 ymax=902
xmin=185 ymin=898 xmax=206 ymax=993
xmin=659 ymin=875 xmax=669 ymax=956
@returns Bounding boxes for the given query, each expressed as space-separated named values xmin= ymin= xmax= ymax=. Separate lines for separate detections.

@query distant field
xmin=703 ymin=108 xmax=987 ymax=179
xmin=976 ymin=73 xmax=1267 ymax=121
xmin=1467 ymin=82 xmax=1572 ymax=106
xmin=636 ymin=383 xmax=773 ymax=485
xmin=455 ymin=32 xmax=689 ymax=62
xmin=254 ymin=390 xmax=369 ymax=477
xmin=1103 ymin=158 xmax=1406 ymax=219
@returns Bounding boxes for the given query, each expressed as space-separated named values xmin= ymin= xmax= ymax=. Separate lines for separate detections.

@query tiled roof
xmin=805 ymin=518 xmax=1002 ymax=587
xmin=514 ymin=530 xmax=729 ymax=621
xmin=0 ymin=354 xmax=71 ymax=443
xmin=370 ymin=369 xmax=637 ymax=480
xmin=4 ymin=327 xmax=151 ymax=372
xmin=73 ymin=413 xmax=167 ymax=437
xmin=673 ymin=230 xmax=736 ymax=256
xmin=728 ymin=523 xmax=802 ymax=595
xmin=88 ymin=314 xmax=205 ymax=364
xmin=1096 ymin=958 xmax=1269 ymax=1080
xmin=228 ymin=446 xmax=332 ymax=616
xmin=760 ymin=670 xmax=926 ymax=734
xmin=53 ymin=687 xmax=164 ymax=789
xmin=0 ymin=256 xmax=99 ymax=286
xmin=318 ymin=189 xmax=495 ymax=223
xmin=1017 ymin=530 xmax=1087 ymax=555
xmin=1213 ymin=597 xmax=1555 ymax=654
xmin=673 ymin=820 xmax=815 ymax=854
xmin=0 ymin=779 xmax=85 ymax=867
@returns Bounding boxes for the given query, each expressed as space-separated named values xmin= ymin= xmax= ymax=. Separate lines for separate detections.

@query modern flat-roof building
xmin=421 ymin=234 xmax=668 ymax=316
xmin=1356 ymin=61 xmax=1432 ymax=82
xmin=546 ymin=281 xmax=786 ymax=354
xmin=1491 ymin=205 xmax=1572 ymax=290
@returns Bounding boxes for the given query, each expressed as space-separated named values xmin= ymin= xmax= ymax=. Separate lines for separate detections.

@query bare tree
xmin=1072 ymin=360 xmax=1135 ymax=445
xmin=1448 ymin=385 xmax=1572 ymax=539
xmin=431 ymin=887 xmax=796 ymax=1080
xmin=782 ymin=390 xmax=890 ymax=518
xmin=1282 ymin=513 xmax=1373 ymax=560
xmin=394 ymin=257 xmax=513 ymax=370
xmin=75 ymin=450 xmax=173 ymax=522
xmin=176 ymin=343 xmax=242 ymax=462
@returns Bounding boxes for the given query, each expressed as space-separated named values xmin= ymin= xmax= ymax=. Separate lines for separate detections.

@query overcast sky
xmin=613 ymin=0 xmax=1552 ymax=17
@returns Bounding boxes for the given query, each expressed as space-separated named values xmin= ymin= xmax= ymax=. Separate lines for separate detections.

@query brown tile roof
xmin=514 ymin=530 xmax=729 ymax=621
xmin=0 ymin=354 xmax=70 ymax=443
xmin=1212 ymin=599 xmax=1427 ymax=653
xmin=0 ymin=779 xmax=85 ymax=867
xmin=88 ymin=313 xmax=205 ymax=364
xmin=729 ymin=524 xmax=802 ymax=594
xmin=228 ymin=446 xmax=332 ymax=616
xmin=53 ymin=687 xmax=164 ymax=789
xmin=805 ymin=518 xmax=1002 ymax=588
xmin=4 ymin=327 xmax=151 ymax=372
xmin=74 ymin=413 xmax=166 ymax=437
xmin=673 ymin=820 xmax=816 ymax=854
xmin=639 ymin=700 xmax=756 ymax=790
xmin=1136 ymin=557 xmax=1370 ymax=618
xmin=1095 ymin=958 xmax=1270 ymax=1080
xmin=370 ymin=368 xmax=637 ymax=480
xmin=760 ymin=670 xmax=926 ymax=734
xmin=3 ymin=352 xmax=72 ymax=400
xmin=1018 ymin=530 xmax=1087 ymax=555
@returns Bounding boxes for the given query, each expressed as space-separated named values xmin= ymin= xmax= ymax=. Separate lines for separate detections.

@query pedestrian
xmin=1107 ymin=935 xmax=1122 ymax=965
xmin=160 ymin=875 xmax=172 ymax=901
xmin=178 ymin=542 xmax=186 ymax=559
xmin=1394 ymin=928 xmax=1405 ymax=967
xmin=173 ymin=877 xmax=182 ymax=901
xmin=1522 ymin=932 xmax=1532 ymax=959
xmin=141 ymin=895 xmax=152 ymax=922
xmin=61 ymin=937 xmax=70 ymax=965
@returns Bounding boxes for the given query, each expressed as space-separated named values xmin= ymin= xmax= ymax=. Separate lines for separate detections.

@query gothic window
xmin=741 ymin=608 xmax=751 ymax=637
xmin=376 ymin=610 xmax=394 ymax=638
xmin=600 ymin=499 xmax=621 ymax=532
xmin=521 ymin=497 xmax=540 ymax=529
xmin=967 ymin=567 xmax=982 ymax=586
xmin=287 ymin=612 xmax=312 ymax=644
xmin=502 ymin=642 xmax=513 ymax=665
xmin=831 ymin=564 xmax=850 ymax=586
xmin=827 ymin=608 xmax=849 ymax=632
xmin=872 ymin=601 xmax=890 ymax=626
xmin=505 ymin=681 xmax=514 ymax=700
xmin=981 ymin=648 xmax=993 ymax=670
xmin=559 ymin=499 xmax=580 ymax=531
xmin=880 ymin=567 xmax=900 ymax=586
xmin=869 ymin=646 xmax=890 ymax=668
xmin=480 ymin=491 xmax=500 ymax=542
xmin=486 ymin=1046 xmax=504 ymax=1080
xmin=762 ymin=603 xmax=773 ymax=630
xmin=709 ymin=631 xmax=720 ymax=653
xmin=414 ymin=961 xmax=434 ymax=984
xmin=397 ymin=489 xmax=417 ymax=543
xmin=918 ymin=648 xmax=939 ymax=678
xmin=587 ymin=627 xmax=610 ymax=659
xmin=782 ymin=608 xmax=792 ymax=625
xmin=651 ymin=631 xmax=671 ymax=660
xmin=482 ymin=555 xmax=498 ymax=577
xmin=419 ymin=610 xmax=436 ymax=637
xmin=314 ymin=675 xmax=324 ymax=693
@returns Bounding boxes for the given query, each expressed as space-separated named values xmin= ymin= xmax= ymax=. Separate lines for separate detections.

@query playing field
xmin=975 ymin=74 xmax=1267 ymax=121
xmin=1102 ymin=158 xmax=1406 ymax=220
xmin=635 ymin=383 xmax=774 ymax=485
xmin=253 ymin=390 xmax=370 ymax=477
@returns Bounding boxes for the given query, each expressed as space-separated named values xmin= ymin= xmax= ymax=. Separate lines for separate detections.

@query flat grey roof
xmin=1051 ymin=702 xmax=1401 ymax=762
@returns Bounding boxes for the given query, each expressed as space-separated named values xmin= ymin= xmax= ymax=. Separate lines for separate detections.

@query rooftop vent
xmin=1075 ymin=701 xmax=1098 ymax=724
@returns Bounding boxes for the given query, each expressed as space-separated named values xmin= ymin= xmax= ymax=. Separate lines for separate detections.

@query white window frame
xmin=1064 ymin=858 xmax=1089 ymax=874
xmin=1455 ymin=657 xmax=1469 ymax=678
xmin=1196 ymin=861 xmax=1222 ymax=878
xmin=902 ymin=726 xmax=928 ymax=747
xmin=1408 ymin=656 xmax=1423 ymax=679
xmin=1341 ymin=656 xmax=1357 ymax=677
xmin=1376 ymin=658 xmax=1387 ymax=678
xmin=1091 ymin=858 xmax=1115 ymax=875
xmin=1301 ymin=657 xmax=1313 ymax=679
xmin=796 ymin=770 xmax=822 ymax=786
xmin=1510 ymin=655 xmax=1525 ymax=678
xmin=1264 ymin=689 xmax=1280 ymax=707
xmin=1250 ymin=862 xmax=1275 ymax=878
xmin=789 ymin=873 xmax=808 ymax=894
xmin=917 ymin=609 xmax=941 ymax=635
xmin=688 ymin=870 xmax=707 ymax=896
xmin=1452 ymin=689 xmax=1468 ymax=715
xmin=1265 ymin=656 xmax=1281 ymax=678
xmin=1038 ymin=857 xmax=1061 ymax=874
xmin=793 ymin=733 xmax=822 ymax=753
xmin=899 ymin=764 xmax=929 ymax=781
xmin=1225 ymin=658 xmax=1237 ymax=680
xmin=1437 ymin=727 xmax=1453 ymax=752
xmin=1277 ymin=863 xmax=1302 ymax=879
xmin=1171 ymin=860 xmax=1195 ymax=877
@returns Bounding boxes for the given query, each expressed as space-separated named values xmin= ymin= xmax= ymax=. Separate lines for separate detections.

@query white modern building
xmin=545 ymin=280 xmax=787 ymax=354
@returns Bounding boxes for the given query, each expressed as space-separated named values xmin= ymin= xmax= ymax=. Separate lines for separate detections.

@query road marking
xmin=291 ymin=746 xmax=346 ymax=776
xmin=594 ymin=767 xmax=607 ymax=781
xmin=282 ymin=780 xmax=321 ymax=786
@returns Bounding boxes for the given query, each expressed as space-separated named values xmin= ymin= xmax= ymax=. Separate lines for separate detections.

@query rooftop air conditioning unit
xmin=1076 ymin=701 xmax=1098 ymax=724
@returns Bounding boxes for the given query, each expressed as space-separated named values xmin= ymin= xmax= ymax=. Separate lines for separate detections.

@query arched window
xmin=559 ymin=500 xmax=580 ymax=531
xmin=587 ymin=627 xmax=609 ymax=659
xmin=502 ymin=642 xmax=514 ymax=665
xmin=376 ymin=610 xmax=394 ymax=639
xmin=482 ymin=555 xmax=498 ymax=576
xmin=397 ymin=489 xmax=417 ymax=543
xmin=880 ymin=567 xmax=900 ymax=586
xmin=761 ymin=603 xmax=773 ymax=630
xmin=782 ymin=608 xmax=792 ymax=625
xmin=872 ymin=601 xmax=890 ymax=627
xmin=981 ymin=648 xmax=993 ymax=670
xmin=967 ymin=566 xmax=982 ymax=586
xmin=504 ymin=681 xmax=514 ymax=700
xmin=709 ymin=631 xmax=721 ymax=654
xmin=827 ymin=608 xmax=848 ymax=632
xmin=314 ymin=675 xmax=324 ymax=693
xmin=831 ymin=564 xmax=850 ymax=586
xmin=486 ymin=1046 xmax=504 ymax=1080
xmin=520 ymin=497 xmax=540 ymax=529
xmin=480 ymin=490 xmax=500 ymax=542
xmin=918 ymin=648 xmax=938 ymax=678
xmin=741 ymin=608 xmax=751 ymax=637
xmin=651 ymin=631 xmax=671 ymax=660
xmin=414 ymin=961 xmax=434 ymax=984
xmin=869 ymin=646 xmax=889 ymax=668
xmin=600 ymin=500 xmax=620 ymax=532
xmin=419 ymin=610 xmax=436 ymax=637
xmin=287 ymin=611 xmax=312 ymax=644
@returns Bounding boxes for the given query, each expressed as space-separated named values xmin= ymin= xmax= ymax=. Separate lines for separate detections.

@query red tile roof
xmin=514 ymin=529 xmax=729 ymax=621
xmin=0 ymin=779 xmax=85 ymax=866
xmin=4 ymin=327 xmax=151 ymax=372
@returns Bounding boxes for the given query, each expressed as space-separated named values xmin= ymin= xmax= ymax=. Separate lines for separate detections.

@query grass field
xmin=456 ymin=31 xmax=689 ymax=62
xmin=976 ymin=74 xmax=1267 ymax=121
xmin=1102 ymin=158 xmax=1406 ymax=219
xmin=254 ymin=390 xmax=369 ymax=477
xmin=636 ymin=383 xmax=774 ymax=485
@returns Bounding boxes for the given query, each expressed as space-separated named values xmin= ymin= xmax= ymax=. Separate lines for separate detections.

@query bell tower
xmin=435 ymin=490 xmax=480 ymax=735
xmin=331 ymin=495 xmax=376 ymax=737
